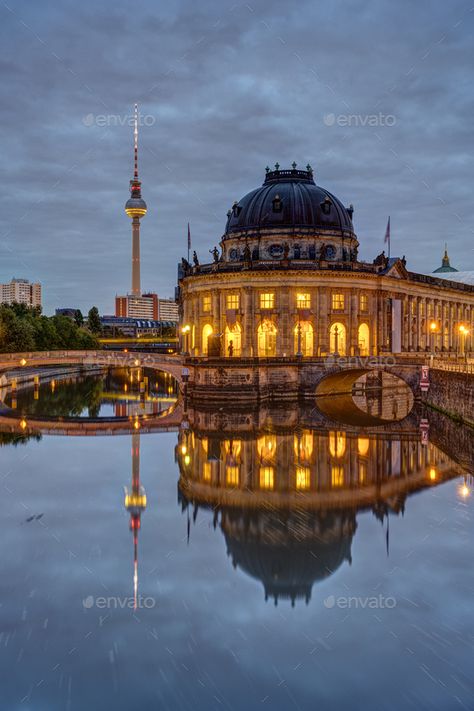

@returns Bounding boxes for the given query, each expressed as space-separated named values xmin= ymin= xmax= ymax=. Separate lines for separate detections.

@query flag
xmin=384 ymin=216 xmax=390 ymax=252
xmin=187 ymin=222 xmax=191 ymax=251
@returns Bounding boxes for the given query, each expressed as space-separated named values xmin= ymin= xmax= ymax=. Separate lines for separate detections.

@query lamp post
xmin=181 ymin=324 xmax=191 ymax=356
xmin=296 ymin=312 xmax=303 ymax=358
xmin=429 ymin=321 xmax=438 ymax=365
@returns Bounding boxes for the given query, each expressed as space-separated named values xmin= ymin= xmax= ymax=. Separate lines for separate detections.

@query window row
xmin=200 ymin=292 xmax=371 ymax=312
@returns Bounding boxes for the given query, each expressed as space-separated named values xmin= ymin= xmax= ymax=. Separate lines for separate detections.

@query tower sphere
xmin=125 ymin=195 xmax=147 ymax=218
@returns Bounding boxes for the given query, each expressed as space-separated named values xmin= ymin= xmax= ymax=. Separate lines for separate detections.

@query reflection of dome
xmin=222 ymin=509 xmax=355 ymax=605
xmin=224 ymin=166 xmax=354 ymax=238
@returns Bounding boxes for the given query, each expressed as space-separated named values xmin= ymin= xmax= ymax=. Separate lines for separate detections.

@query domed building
xmin=178 ymin=163 xmax=473 ymax=364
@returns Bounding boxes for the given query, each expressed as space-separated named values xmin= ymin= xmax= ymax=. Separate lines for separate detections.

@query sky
xmin=1 ymin=0 xmax=473 ymax=315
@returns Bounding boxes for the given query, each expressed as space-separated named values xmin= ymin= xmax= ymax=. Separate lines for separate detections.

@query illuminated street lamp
xmin=181 ymin=324 xmax=191 ymax=356
xmin=429 ymin=321 xmax=438 ymax=355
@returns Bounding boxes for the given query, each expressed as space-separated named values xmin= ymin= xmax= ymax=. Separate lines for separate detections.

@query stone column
xmin=242 ymin=287 xmax=253 ymax=357
xmin=319 ymin=289 xmax=328 ymax=354
xmin=279 ymin=287 xmax=291 ymax=356
xmin=350 ymin=289 xmax=359 ymax=356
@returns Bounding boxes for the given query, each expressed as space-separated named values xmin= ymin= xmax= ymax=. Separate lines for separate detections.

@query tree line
xmin=0 ymin=303 xmax=102 ymax=352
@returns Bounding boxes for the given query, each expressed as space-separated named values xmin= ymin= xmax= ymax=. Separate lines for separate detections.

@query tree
xmin=87 ymin=306 xmax=101 ymax=334
xmin=74 ymin=309 xmax=84 ymax=327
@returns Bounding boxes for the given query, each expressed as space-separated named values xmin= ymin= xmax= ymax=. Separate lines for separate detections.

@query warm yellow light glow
xmin=296 ymin=466 xmax=310 ymax=490
xmin=358 ymin=437 xmax=370 ymax=456
xmin=184 ymin=454 xmax=191 ymax=466
xmin=257 ymin=320 xmax=277 ymax=357
xmin=20 ymin=358 xmax=27 ymax=366
xmin=20 ymin=419 xmax=27 ymax=430
xmin=202 ymin=324 xmax=213 ymax=355
xmin=134 ymin=359 xmax=140 ymax=366
xmin=259 ymin=466 xmax=274 ymax=490
xmin=329 ymin=431 xmax=346 ymax=458
xmin=429 ymin=321 xmax=438 ymax=332
xmin=260 ymin=292 xmax=275 ymax=309
xmin=181 ymin=325 xmax=191 ymax=334
xmin=226 ymin=294 xmax=240 ymax=310
xmin=133 ymin=420 xmax=140 ymax=430
xmin=296 ymin=292 xmax=311 ymax=309
xmin=331 ymin=465 xmax=344 ymax=487
xmin=226 ymin=465 xmax=239 ymax=487
xmin=294 ymin=431 xmax=313 ymax=461
xmin=429 ymin=467 xmax=437 ymax=481
xmin=202 ymin=295 xmax=211 ymax=312
xmin=257 ymin=434 xmax=276 ymax=460
xmin=125 ymin=493 xmax=147 ymax=508
xmin=459 ymin=483 xmax=470 ymax=499
xmin=203 ymin=462 xmax=211 ymax=482
xmin=181 ymin=444 xmax=187 ymax=455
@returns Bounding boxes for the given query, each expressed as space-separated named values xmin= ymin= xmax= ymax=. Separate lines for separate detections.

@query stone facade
xmin=178 ymin=166 xmax=474 ymax=361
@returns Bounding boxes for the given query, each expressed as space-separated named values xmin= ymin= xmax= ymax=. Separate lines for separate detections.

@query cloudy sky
xmin=1 ymin=0 xmax=473 ymax=314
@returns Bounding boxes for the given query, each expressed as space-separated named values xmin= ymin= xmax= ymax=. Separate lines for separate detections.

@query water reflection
xmin=124 ymin=432 xmax=147 ymax=608
xmin=176 ymin=405 xmax=464 ymax=605
xmin=3 ymin=367 xmax=178 ymax=419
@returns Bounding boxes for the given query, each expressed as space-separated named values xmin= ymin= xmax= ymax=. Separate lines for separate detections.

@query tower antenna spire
xmin=134 ymin=103 xmax=139 ymax=179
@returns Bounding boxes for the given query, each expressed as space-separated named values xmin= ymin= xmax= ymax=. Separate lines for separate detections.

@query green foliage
xmin=87 ymin=306 xmax=102 ymax=334
xmin=74 ymin=309 xmax=84 ymax=327
xmin=0 ymin=303 xmax=100 ymax=353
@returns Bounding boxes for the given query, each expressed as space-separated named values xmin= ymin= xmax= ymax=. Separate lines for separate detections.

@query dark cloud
xmin=1 ymin=0 xmax=473 ymax=312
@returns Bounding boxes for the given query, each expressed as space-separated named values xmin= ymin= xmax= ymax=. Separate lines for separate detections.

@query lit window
xmin=329 ymin=431 xmax=346 ymax=458
xmin=331 ymin=465 xmax=344 ymax=487
xmin=332 ymin=293 xmax=345 ymax=310
xmin=296 ymin=466 xmax=310 ymax=490
xmin=226 ymin=466 xmax=240 ymax=487
xmin=203 ymin=462 xmax=211 ymax=482
xmin=359 ymin=294 xmax=368 ymax=312
xmin=260 ymin=292 xmax=275 ymax=309
xmin=259 ymin=466 xmax=274 ymax=490
xmin=226 ymin=293 xmax=240 ymax=310
xmin=296 ymin=292 xmax=311 ymax=309
xmin=357 ymin=437 xmax=370 ymax=456
xmin=202 ymin=295 xmax=211 ymax=312
xmin=257 ymin=434 xmax=276 ymax=460
xmin=294 ymin=431 xmax=313 ymax=461
xmin=359 ymin=462 xmax=367 ymax=484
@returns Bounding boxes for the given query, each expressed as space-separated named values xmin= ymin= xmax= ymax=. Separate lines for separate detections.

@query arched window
xmin=294 ymin=321 xmax=314 ymax=356
xmin=358 ymin=323 xmax=370 ymax=356
xmin=202 ymin=324 xmax=213 ymax=355
xmin=257 ymin=320 xmax=277 ymax=357
xmin=329 ymin=322 xmax=346 ymax=355
xmin=224 ymin=323 xmax=242 ymax=357
xmin=329 ymin=431 xmax=346 ymax=458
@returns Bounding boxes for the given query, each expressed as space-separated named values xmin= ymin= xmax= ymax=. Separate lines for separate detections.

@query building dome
xmin=224 ymin=164 xmax=354 ymax=238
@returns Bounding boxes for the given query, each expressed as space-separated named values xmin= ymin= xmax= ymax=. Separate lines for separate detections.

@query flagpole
xmin=187 ymin=222 xmax=191 ymax=263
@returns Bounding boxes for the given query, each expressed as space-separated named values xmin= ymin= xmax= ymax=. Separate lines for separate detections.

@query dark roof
xmin=224 ymin=166 xmax=354 ymax=238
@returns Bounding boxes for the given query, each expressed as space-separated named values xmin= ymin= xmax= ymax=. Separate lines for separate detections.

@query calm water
xmin=0 ymin=370 xmax=473 ymax=711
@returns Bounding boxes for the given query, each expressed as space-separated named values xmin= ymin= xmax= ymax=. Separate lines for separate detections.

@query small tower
xmin=124 ymin=432 xmax=147 ymax=609
xmin=124 ymin=104 xmax=147 ymax=296
xmin=433 ymin=244 xmax=458 ymax=273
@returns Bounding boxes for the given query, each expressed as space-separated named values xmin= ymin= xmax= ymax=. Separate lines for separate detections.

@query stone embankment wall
xmin=423 ymin=369 xmax=473 ymax=427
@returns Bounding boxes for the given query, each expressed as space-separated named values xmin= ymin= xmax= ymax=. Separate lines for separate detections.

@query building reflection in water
xmin=124 ymin=432 xmax=146 ymax=609
xmin=176 ymin=405 xmax=464 ymax=606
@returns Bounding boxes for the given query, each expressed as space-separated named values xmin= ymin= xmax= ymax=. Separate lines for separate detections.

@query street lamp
xmin=429 ymin=321 xmax=438 ymax=362
xmin=181 ymin=325 xmax=191 ymax=356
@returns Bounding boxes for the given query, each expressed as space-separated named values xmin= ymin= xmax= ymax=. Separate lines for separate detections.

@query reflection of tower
xmin=124 ymin=432 xmax=147 ymax=608
xmin=124 ymin=104 xmax=147 ymax=296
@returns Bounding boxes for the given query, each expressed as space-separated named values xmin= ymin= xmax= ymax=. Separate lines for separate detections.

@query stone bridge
xmin=0 ymin=350 xmax=185 ymax=384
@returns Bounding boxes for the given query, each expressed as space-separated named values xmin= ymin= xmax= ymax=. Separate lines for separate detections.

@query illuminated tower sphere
xmin=125 ymin=103 xmax=147 ymax=296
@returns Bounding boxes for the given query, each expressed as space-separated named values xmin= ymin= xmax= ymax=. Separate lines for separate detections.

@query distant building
xmin=101 ymin=316 xmax=177 ymax=337
xmin=115 ymin=292 xmax=158 ymax=319
xmin=55 ymin=308 xmax=81 ymax=319
xmin=158 ymin=298 xmax=179 ymax=322
xmin=0 ymin=278 xmax=41 ymax=308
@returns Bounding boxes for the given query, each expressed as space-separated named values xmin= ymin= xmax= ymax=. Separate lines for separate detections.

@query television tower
xmin=124 ymin=432 xmax=147 ymax=609
xmin=124 ymin=104 xmax=147 ymax=296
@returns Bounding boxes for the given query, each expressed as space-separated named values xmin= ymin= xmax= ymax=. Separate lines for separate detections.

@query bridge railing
xmin=431 ymin=358 xmax=474 ymax=374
